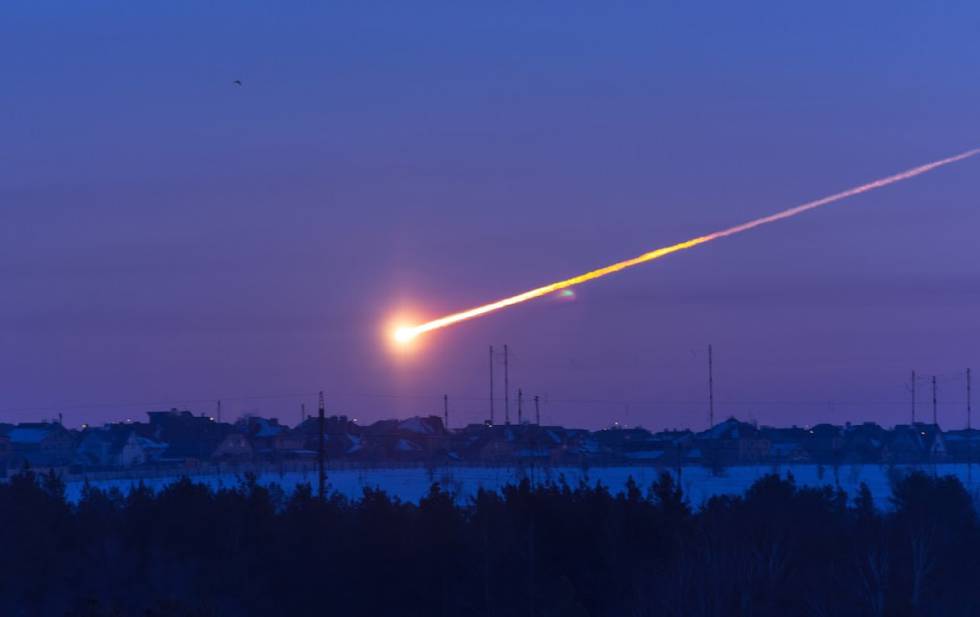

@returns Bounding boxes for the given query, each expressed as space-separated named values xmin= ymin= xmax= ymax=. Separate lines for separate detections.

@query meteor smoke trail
xmin=394 ymin=148 xmax=979 ymax=343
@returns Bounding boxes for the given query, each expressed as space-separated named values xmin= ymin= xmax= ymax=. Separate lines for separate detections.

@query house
xmin=530 ymin=427 xmax=592 ymax=464
xmin=453 ymin=423 xmax=495 ymax=462
xmin=594 ymin=426 xmax=655 ymax=450
xmin=882 ymin=423 xmax=946 ymax=463
xmin=920 ymin=423 xmax=948 ymax=460
xmin=212 ymin=432 xmax=254 ymax=460
xmin=272 ymin=429 xmax=313 ymax=458
xmin=236 ymin=416 xmax=286 ymax=457
xmin=75 ymin=424 xmax=168 ymax=468
xmin=645 ymin=430 xmax=694 ymax=468
xmin=147 ymin=409 xmax=232 ymax=463
xmin=0 ymin=432 xmax=10 ymax=476
xmin=285 ymin=415 xmax=364 ymax=459
xmin=652 ymin=429 xmax=695 ymax=447
xmin=1 ymin=422 xmax=76 ymax=468
xmin=596 ymin=426 xmax=672 ymax=464
xmin=400 ymin=416 xmax=447 ymax=459
xmin=506 ymin=424 xmax=565 ymax=463
xmin=453 ymin=423 xmax=518 ymax=464
xmin=840 ymin=422 xmax=887 ymax=463
xmin=451 ymin=422 xmax=575 ymax=465
xmin=360 ymin=416 xmax=448 ymax=461
xmin=767 ymin=441 xmax=811 ymax=463
xmin=118 ymin=431 xmax=168 ymax=466
xmin=696 ymin=418 xmax=770 ymax=465
xmin=396 ymin=416 xmax=449 ymax=450
xmin=474 ymin=425 xmax=519 ymax=464
xmin=883 ymin=424 xmax=925 ymax=463
xmin=803 ymin=424 xmax=843 ymax=463
xmin=761 ymin=427 xmax=811 ymax=463
xmin=944 ymin=429 xmax=980 ymax=462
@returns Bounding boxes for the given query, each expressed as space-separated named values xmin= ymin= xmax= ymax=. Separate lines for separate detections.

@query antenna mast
xmin=318 ymin=391 xmax=326 ymax=501
xmin=518 ymin=389 xmax=523 ymax=424
xmin=504 ymin=344 xmax=510 ymax=425
xmin=911 ymin=370 xmax=916 ymax=423
xmin=708 ymin=345 xmax=715 ymax=429
xmin=968 ymin=368 xmax=972 ymax=430
xmin=489 ymin=346 xmax=495 ymax=424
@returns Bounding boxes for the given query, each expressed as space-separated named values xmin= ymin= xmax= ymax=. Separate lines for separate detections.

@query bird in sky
xmin=232 ymin=79 xmax=242 ymax=86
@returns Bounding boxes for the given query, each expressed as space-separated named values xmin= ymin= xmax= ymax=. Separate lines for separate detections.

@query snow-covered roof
xmin=254 ymin=420 xmax=284 ymax=438
xmin=135 ymin=436 xmax=168 ymax=451
xmin=396 ymin=438 xmax=422 ymax=452
xmin=563 ymin=440 xmax=599 ymax=455
xmin=398 ymin=417 xmax=435 ymax=434
xmin=701 ymin=418 xmax=741 ymax=440
xmin=346 ymin=435 xmax=363 ymax=453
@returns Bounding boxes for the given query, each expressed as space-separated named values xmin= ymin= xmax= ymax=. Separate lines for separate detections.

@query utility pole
xmin=318 ymin=390 xmax=326 ymax=502
xmin=932 ymin=376 xmax=938 ymax=426
xmin=968 ymin=368 xmax=972 ymax=430
xmin=504 ymin=344 xmax=510 ymax=425
xmin=708 ymin=344 xmax=715 ymax=429
xmin=489 ymin=346 xmax=495 ymax=425
xmin=518 ymin=389 xmax=523 ymax=424
xmin=301 ymin=403 xmax=306 ymax=426
xmin=911 ymin=370 xmax=917 ymax=424
xmin=534 ymin=395 xmax=540 ymax=425
xmin=444 ymin=394 xmax=449 ymax=430
xmin=216 ymin=400 xmax=222 ymax=423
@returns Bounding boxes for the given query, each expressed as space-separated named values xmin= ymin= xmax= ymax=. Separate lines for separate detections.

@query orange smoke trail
xmin=395 ymin=148 xmax=979 ymax=342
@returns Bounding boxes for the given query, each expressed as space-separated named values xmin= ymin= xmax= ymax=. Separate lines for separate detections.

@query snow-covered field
xmin=63 ymin=462 xmax=980 ymax=508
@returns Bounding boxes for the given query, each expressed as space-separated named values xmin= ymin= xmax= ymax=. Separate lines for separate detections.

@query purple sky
xmin=3 ymin=1 xmax=979 ymax=430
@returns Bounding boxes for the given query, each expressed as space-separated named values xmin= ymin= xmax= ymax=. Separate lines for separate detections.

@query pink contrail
xmin=704 ymin=148 xmax=980 ymax=242
xmin=394 ymin=147 xmax=980 ymax=342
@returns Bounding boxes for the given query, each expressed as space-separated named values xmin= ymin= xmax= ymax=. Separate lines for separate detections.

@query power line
xmin=0 ymin=391 xmax=322 ymax=414
xmin=4 ymin=393 xmax=979 ymax=416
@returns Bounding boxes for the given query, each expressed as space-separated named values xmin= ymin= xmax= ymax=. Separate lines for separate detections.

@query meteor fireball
xmin=393 ymin=327 xmax=418 ymax=344
xmin=392 ymin=148 xmax=979 ymax=344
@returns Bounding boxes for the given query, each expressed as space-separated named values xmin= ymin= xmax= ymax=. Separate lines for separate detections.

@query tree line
xmin=0 ymin=466 xmax=977 ymax=617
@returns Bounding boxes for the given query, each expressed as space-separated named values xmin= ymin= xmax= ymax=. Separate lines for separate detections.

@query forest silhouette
xmin=0 ymin=466 xmax=977 ymax=616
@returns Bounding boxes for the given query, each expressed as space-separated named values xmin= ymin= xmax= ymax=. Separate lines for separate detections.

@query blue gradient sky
xmin=3 ymin=1 xmax=978 ymax=429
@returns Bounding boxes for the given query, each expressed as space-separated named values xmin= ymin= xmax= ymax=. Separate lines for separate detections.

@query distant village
xmin=2 ymin=407 xmax=980 ymax=479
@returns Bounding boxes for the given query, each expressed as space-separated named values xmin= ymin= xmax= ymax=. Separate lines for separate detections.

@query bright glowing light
xmin=393 ymin=327 xmax=419 ymax=344
xmin=396 ymin=148 xmax=979 ymax=340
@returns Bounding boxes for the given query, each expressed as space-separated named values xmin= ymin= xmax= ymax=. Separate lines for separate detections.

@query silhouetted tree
xmin=1 ymin=467 xmax=980 ymax=615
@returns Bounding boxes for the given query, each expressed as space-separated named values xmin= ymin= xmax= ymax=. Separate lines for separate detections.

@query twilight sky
xmin=2 ymin=1 xmax=979 ymax=429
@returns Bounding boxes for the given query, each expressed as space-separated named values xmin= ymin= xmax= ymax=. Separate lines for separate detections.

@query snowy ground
xmin=62 ymin=462 xmax=980 ymax=508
